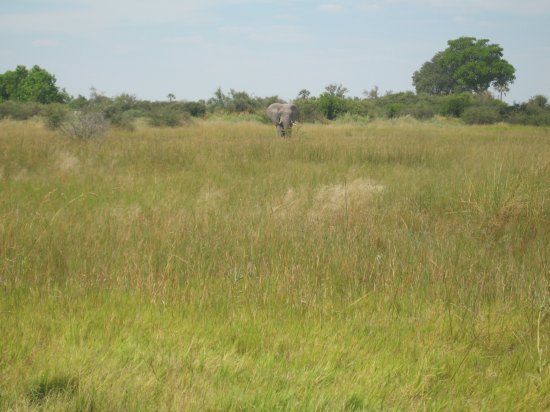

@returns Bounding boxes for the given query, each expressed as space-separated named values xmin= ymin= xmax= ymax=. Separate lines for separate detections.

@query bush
xmin=386 ymin=103 xmax=403 ymax=119
xmin=508 ymin=110 xmax=550 ymax=126
xmin=402 ymin=103 xmax=435 ymax=120
xmin=461 ymin=106 xmax=502 ymax=124
xmin=0 ymin=101 xmax=42 ymax=120
xmin=294 ymin=99 xmax=324 ymax=123
xmin=317 ymin=93 xmax=348 ymax=120
xmin=439 ymin=93 xmax=473 ymax=117
xmin=41 ymin=103 xmax=68 ymax=130
xmin=147 ymin=105 xmax=191 ymax=127
xmin=107 ymin=110 xmax=138 ymax=131
xmin=61 ymin=111 xmax=109 ymax=139
xmin=181 ymin=101 xmax=206 ymax=117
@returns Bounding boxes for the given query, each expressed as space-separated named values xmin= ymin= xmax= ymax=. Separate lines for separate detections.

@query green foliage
xmin=41 ymin=103 xmax=68 ymax=130
xmin=527 ymin=95 xmax=548 ymax=109
xmin=401 ymin=102 xmax=435 ymax=120
xmin=345 ymin=98 xmax=371 ymax=117
xmin=181 ymin=101 xmax=207 ymax=117
xmin=439 ymin=93 xmax=474 ymax=117
xmin=147 ymin=105 xmax=191 ymax=127
xmin=294 ymin=98 xmax=323 ymax=123
xmin=461 ymin=105 xmax=503 ymax=124
xmin=68 ymin=94 xmax=88 ymax=110
xmin=103 ymin=93 xmax=139 ymax=130
xmin=66 ymin=90 xmax=139 ymax=130
xmin=317 ymin=93 xmax=348 ymax=120
xmin=412 ymin=52 xmax=454 ymax=95
xmin=205 ymin=88 xmax=276 ymax=116
xmin=413 ymin=37 xmax=516 ymax=95
xmin=2 ymin=68 xmax=548 ymax=127
xmin=0 ymin=65 xmax=28 ymax=101
xmin=226 ymin=89 xmax=258 ymax=113
xmin=508 ymin=99 xmax=550 ymax=126
xmin=324 ymin=83 xmax=348 ymax=97
xmin=0 ymin=65 xmax=67 ymax=103
xmin=0 ymin=101 xmax=42 ymax=120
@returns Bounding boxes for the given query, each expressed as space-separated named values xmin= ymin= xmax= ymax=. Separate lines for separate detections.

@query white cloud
xmin=369 ymin=0 xmax=550 ymax=14
xmin=0 ymin=1 xmax=212 ymax=34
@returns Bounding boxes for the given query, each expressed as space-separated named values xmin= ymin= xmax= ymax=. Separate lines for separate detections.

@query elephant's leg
xmin=276 ymin=124 xmax=284 ymax=137
xmin=285 ymin=126 xmax=292 ymax=138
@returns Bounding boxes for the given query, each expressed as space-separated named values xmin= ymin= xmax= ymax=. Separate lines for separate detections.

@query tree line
xmin=1 ymin=37 xmax=549 ymax=128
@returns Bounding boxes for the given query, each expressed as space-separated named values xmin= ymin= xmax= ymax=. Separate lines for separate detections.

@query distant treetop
xmin=412 ymin=37 xmax=516 ymax=96
xmin=0 ymin=65 xmax=68 ymax=104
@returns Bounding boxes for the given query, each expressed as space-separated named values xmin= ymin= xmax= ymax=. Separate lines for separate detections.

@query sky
xmin=1 ymin=0 xmax=549 ymax=103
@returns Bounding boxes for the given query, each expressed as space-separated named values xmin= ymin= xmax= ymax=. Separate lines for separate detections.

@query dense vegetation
xmin=1 ymin=85 xmax=550 ymax=130
xmin=1 ymin=119 xmax=549 ymax=409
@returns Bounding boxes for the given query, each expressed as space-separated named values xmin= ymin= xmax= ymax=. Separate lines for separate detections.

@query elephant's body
xmin=266 ymin=103 xmax=299 ymax=137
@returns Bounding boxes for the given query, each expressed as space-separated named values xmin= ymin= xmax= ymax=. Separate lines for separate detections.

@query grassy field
xmin=1 ymin=118 xmax=549 ymax=410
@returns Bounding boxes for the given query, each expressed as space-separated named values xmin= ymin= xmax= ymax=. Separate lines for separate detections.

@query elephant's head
xmin=266 ymin=103 xmax=299 ymax=138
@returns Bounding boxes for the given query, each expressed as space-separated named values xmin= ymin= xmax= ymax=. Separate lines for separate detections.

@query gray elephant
xmin=266 ymin=103 xmax=299 ymax=137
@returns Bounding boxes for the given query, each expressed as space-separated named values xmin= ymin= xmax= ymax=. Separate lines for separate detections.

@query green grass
xmin=1 ymin=118 xmax=549 ymax=410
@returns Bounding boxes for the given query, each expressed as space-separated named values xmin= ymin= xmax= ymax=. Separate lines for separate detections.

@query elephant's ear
xmin=290 ymin=105 xmax=299 ymax=121
xmin=266 ymin=106 xmax=280 ymax=124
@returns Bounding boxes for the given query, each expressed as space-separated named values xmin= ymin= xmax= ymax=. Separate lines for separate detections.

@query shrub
xmin=0 ymin=101 xmax=42 ymax=120
xmin=41 ymin=103 xmax=68 ymax=130
xmin=148 ymin=106 xmax=191 ymax=127
xmin=402 ymin=103 xmax=435 ymax=120
xmin=461 ymin=105 xmax=502 ymax=124
xmin=294 ymin=99 xmax=324 ymax=123
xmin=317 ymin=93 xmax=348 ymax=120
xmin=508 ymin=110 xmax=550 ymax=126
xmin=386 ymin=103 xmax=403 ymax=119
xmin=181 ymin=101 xmax=207 ymax=117
xmin=61 ymin=111 xmax=109 ymax=139
xmin=439 ymin=93 xmax=473 ymax=117
xmin=107 ymin=110 xmax=138 ymax=131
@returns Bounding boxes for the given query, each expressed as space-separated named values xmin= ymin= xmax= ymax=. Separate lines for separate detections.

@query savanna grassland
xmin=1 ymin=118 xmax=549 ymax=410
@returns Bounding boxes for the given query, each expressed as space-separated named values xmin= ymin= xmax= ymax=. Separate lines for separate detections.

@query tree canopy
xmin=412 ymin=37 xmax=516 ymax=95
xmin=0 ymin=65 xmax=68 ymax=103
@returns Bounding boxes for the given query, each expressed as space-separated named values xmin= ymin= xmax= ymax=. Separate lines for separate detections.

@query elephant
xmin=266 ymin=103 xmax=299 ymax=138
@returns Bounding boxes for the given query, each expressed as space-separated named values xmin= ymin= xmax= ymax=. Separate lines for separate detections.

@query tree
xmin=229 ymin=89 xmax=257 ymax=113
xmin=0 ymin=65 xmax=29 ymax=101
xmin=324 ymin=83 xmax=348 ymax=98
xmin=167 ymin=93 xmax=175 ymax=102
xmin=363 ymin=85 xmax=379 ymax=100
xmin=494 ymin=82 xmax=510 ymax=101
xmin=0 ymin=65 xmax=67 ymax=103
xmin=19 ymin=65 xmax=67 ymax=103
xmin=207 ymin=87 xmax=227 ymax=111
xmin=413 ymin=37 xmax=516 ymax=95
xmin=297 ymin=89 xmax=311 ymax=100
xmin=412 ymin=52 xmax=454 ymax=95
xmin=528 ymin=95 xmax=548 ymax=109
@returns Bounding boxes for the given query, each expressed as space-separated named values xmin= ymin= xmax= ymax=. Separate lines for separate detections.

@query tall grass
xmin=1 ymin=118 xmax=549 ymax=410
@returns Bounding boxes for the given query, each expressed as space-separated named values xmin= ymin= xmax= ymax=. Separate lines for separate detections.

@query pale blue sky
xmin=1 ymin=0 xmax=549 ymax=103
